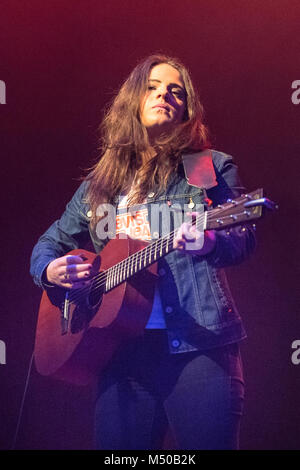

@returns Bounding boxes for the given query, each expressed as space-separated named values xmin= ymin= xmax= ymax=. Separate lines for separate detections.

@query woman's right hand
xmin=46 ymin=255 xmax=93 ymax=289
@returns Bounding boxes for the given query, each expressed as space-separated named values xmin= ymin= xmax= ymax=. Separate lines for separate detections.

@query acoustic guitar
xmin=34 ymin=189 xmax=277 ymax=385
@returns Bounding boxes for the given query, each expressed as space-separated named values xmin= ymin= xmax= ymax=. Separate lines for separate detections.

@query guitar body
xmin=34 ymin=237 xmax=158 ymax=385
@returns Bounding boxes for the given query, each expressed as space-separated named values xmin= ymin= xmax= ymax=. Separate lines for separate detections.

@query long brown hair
xmin=85 ymin=54 xmax=210 ymax=228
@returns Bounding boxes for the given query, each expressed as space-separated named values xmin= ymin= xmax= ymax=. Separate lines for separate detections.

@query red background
xmin=0 ymin=0 xmax=299 ymax=449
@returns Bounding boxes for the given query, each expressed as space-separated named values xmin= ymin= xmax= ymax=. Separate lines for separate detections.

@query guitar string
xmin=67 ymin=202 xmax=249 ymax=306
xmin=67 ymin=206 xmax=247 ymax=306
xmin=67 ymin=210 xmax=208 ymax=306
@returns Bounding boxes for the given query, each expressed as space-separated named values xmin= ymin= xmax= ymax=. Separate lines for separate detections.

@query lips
xmin=153 ymin=104 xmax=170 ymax=112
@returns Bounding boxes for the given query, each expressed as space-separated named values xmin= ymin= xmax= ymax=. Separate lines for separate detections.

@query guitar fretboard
xmin=104 ymin=212 xmax=207 ymax=292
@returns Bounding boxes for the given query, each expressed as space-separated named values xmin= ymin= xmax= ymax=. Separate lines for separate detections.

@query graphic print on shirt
xmin=116 ymin=195 xmax=151 ymax=241
xmin=116 ymin=194 xmax=166 ymax=328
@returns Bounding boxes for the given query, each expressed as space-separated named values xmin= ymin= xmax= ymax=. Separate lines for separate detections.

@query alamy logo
xmin=0 ymin=340 xmax=6 ymax=365
xmin=95 ymin=202 xmax=205 ymax=250
xmin=291 ymin=340 xmax=300 ymax=365
xmin=291 ymin=80 xmax=300 ymax=105
xmin=0 ymin=80 xmax=6 ymax=104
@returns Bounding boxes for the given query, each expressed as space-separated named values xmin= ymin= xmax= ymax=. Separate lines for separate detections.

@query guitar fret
xmin=115 ymin=263 xmax=119 ymax=286
xmin=120 ymin=260 xmax=124 ymax=284
xmin=130 ymin=256 xmax=134 ymax=277
xmin=111 ymin=265 xmax=115 ymax=289
xmin=111 ymin=266 xmax=114 ymax=289
xmin=126 ymin=258 xmax=130 ymax=279
xmin=121 ymin=261 xmax=124 ymax=282
xmin=165 ymin=235 xmax=170 ymax=253
xmin=108 ymin=268 xmax=111 ymax=291
xmin=153 ymin=241 xmax=157 ymax=261
xmin=112 ymin=265 xmax=115 ymax=287
xmin=111 ymin=269 xmax=113 ymax=290
xmin=113 ymin=264 xmax=117 ymax=288
xmin=116 ymin=262 xmax=119 ymax=285
xmin=160 ymin=238 xmax=163 ymax=257
xmin=106 ymin=269 xmax=110 ymax=291
xmin=114 ymin=264 xmax=118 ymax=289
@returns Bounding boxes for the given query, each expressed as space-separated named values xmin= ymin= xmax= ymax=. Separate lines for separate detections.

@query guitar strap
xmin=182 ymin=149 xmax=218 ymax=190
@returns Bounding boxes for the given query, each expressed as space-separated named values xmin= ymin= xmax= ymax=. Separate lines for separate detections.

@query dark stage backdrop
xmin=0 ymin=0 xmax=299 ymax=450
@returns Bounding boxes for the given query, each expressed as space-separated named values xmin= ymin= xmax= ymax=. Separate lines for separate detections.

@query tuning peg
xmin=226 ymin=198 xmax=237 ymax=205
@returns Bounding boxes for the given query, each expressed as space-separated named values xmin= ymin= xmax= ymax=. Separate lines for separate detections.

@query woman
xmin=30 ymin=54 xmax=256 ymax=450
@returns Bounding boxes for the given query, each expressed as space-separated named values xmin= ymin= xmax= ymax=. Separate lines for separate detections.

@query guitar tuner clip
xmin=244 ymin=197 xmax=278 ymax=211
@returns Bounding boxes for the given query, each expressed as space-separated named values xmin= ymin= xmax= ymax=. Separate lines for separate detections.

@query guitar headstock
xmin=206 ymin=189 xmax=278 ymax=230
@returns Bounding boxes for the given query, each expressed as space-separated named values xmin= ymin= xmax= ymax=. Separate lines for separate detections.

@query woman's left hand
xmin=173 ymin=214 xmax=217 ymax=256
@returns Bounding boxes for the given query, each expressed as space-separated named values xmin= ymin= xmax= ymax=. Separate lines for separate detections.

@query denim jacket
xmin=30 ymin=150 xmax=256 ymax=354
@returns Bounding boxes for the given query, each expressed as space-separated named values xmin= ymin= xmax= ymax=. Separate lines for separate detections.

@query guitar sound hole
xmin=70 ymin=304 xmax=89 ymax=333
xmin=87 ymin=278 xmax=104 ymax=309
xmin=69 ymin=280 xmax=104 ymax=334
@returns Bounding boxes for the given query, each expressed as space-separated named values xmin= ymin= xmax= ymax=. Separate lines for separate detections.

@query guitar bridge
xmin=61 ymin=291 xmax=70 ymax=335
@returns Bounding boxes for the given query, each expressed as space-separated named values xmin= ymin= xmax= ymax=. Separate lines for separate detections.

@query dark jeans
xmin=94 ymin=330 xmax=245 ymax=450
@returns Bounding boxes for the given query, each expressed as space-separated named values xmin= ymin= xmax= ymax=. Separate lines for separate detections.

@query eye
xmin=172 ymin=90 xmax=185 ymax=99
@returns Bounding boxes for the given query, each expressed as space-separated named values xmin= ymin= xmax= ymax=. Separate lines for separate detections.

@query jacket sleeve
xmin=204 ymin=151 xmax=257 ymax=268
xmin=30 ymin=181 xmax=91 ymax=289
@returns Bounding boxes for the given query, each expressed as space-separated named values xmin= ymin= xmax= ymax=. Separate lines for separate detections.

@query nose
xmin=156 ymin=85 xmax=169 ymax=101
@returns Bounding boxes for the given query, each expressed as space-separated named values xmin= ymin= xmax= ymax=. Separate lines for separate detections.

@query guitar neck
xmin=104 ymin=218 xmax=199 ymax=292
xmin=103 ymin=188 xmax=271 ymax=292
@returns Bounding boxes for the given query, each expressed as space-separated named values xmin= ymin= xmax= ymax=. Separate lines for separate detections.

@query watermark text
xmin=0 ymin=80 xmax=6 ymax=104
xmin=291 ymin=80 xmax=300 ymax=105
xmin=0 ymin=340 xmax=6 ymax=365
xmin=95 ymin=202 xmax=205 ymax=250
xmin=291 ymin=340 xmax=300 ymax=365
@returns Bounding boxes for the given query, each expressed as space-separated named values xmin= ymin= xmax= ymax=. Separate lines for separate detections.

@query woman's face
xmin=140 ymin=63 xmax=186 ymax=140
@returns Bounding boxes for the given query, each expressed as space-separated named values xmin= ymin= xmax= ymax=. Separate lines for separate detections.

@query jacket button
xmin=86 ymin=210 xmax=92 ymax=218
xmin=171 ymin=339 xmax=181 ymax=348
xmin=148 ymin=192 xmax=155 ymax=198
xmin=188 ymin=198 xmax=195 ymax=209
xmin=158 ymin=268 xmax=166 ymax=276
xmin=165 ymin=306 xmax=173 ymax=313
